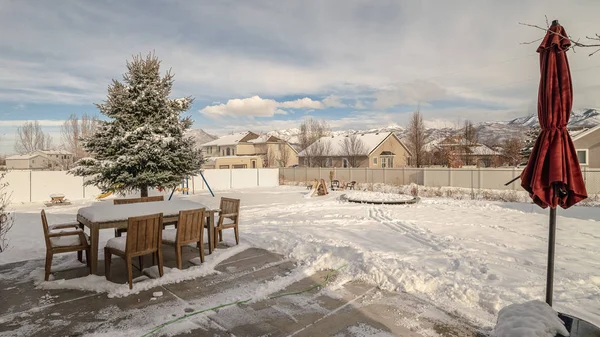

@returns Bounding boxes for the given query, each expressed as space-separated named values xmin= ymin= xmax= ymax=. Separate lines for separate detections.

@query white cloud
xmin=354 ymin=100 xmax=367 ymax=109
xmin=278 ymin=97 xmax=324 ymax=109
xmin=374 ymin=80 xmax=448 ymax=109
xmin=322 ymin=95 xmax=345 ymax=108
xmin=200 ymin=96 xmax=325 ymax=118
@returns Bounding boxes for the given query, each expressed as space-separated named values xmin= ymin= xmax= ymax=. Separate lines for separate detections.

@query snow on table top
xmin=343 ymin=191 xmax=415 ymax=202
xmin=77 ymin=200 xmax=208 ymax=222
xmin=493 ymin=300 xmax=569 ymax=337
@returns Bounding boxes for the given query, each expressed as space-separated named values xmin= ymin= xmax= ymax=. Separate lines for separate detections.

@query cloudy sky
xmin=1 ymin=1 xmax=600 ymax=153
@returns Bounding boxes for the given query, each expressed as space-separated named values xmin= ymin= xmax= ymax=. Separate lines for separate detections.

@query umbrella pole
xmin=546 ymin=207 xmax=557 ymax=306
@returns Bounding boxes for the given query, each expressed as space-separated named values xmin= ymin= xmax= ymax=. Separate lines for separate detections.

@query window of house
xmin=326 ymin=158 xmax=332 ymax=167
xmin=232 ymin=149 xmax=235 ymax=156
xmin=576 ymin=149 xmax=588 ymax=165
xmin=381 ymin=156 xmax=394 ymax=168
xmin=342 ymin=158 xmax=349 ymax=168
xmin=226 ymin=148 xmax=231 ymax=156
xmin=233 ymin=164 xmax=247 ymax=169
xmin=373 ymin=157 xmax=377 ymax=165
xmin=251 ymin=160 xmax=256 ymax=168
xmin=303 ymin=157 xmax=308 ymax=166
xmin=219 ymin=165 xmax=229 ymax=169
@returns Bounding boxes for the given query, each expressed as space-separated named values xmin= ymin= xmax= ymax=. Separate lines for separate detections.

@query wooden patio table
xmin=77 ymin=200 xmax=217 ymax=274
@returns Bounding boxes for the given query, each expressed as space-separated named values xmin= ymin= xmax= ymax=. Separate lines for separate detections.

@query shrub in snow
xmin=0 ymin=173 xmax=14 ymax=253
xmin=69 ymin=52 xmax=204 ymax=197
xmin=493 ymin=300 xmax=569 ymax=337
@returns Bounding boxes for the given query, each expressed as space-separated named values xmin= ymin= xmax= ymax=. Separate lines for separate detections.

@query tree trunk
xmin=140 ymin=185 xmax=149 ymax=197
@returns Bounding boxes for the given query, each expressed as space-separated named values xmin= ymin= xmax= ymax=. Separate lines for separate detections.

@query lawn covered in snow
xmin=1 ymin=186 xmax=599 ymax=330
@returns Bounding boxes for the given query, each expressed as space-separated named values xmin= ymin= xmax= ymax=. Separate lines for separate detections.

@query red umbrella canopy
xmin=520 ymin=23 xmax=588 ymax=209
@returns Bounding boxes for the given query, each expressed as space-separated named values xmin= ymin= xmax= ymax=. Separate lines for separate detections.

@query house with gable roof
xmin=297 ymin=132 xmax=411 ymax=168
xmin=201 ymin=131 xmax=299 ymax=169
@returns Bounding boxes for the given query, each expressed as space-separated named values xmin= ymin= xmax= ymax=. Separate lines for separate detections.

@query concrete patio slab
xmin=0 ymin=247 xmax=486 ymax=337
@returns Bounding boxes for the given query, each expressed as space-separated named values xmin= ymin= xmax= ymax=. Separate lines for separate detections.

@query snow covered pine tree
xmin=69 ymin=53 xmax=204 ymax=197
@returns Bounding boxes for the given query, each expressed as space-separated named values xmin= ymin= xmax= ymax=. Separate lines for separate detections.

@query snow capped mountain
xmin=187 ymin=128 xmax=217 ymax=146
xmin=507 ymin=108 xmax=600 ymax=128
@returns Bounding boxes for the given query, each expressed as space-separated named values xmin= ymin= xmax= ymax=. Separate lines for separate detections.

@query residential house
xmin=297 ymin=132 xmax=412 ymax=168
xmin=433 ymin=136 xmax=500 ymax=167
xmin=572 ymin=124 xmax=600 ymax=168
xmin=5 ymin=150 xmax=74 ymax=170
xmin=201 ymin=131 xmax=299 ymax=169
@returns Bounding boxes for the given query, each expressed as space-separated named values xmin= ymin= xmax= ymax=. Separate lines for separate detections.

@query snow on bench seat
xmin=494 ymin=300 xmax=569 ymax=337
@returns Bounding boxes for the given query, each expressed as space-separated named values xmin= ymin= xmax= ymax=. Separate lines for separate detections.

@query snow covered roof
xmin=37 ymin=149 xmax=72 ymax=155
xmin=201 ymin=132 xmax=251 ymax=147
xmin=298 ymin=132 xmax=404 ymax=157
xmin=572 ymin=124 xmax=600 ymax=141
xmin=6 ymin=153 xmax=45 ymax=160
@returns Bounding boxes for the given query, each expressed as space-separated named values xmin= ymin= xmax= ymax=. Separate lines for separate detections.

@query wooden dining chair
xmin=113 ymin=196 xmax=165 ymax=237
xmin=41 ymin=210 xmax=91 ymax=281
xmin=162 ymin=208 xmax=206 ymax=269
xmin=214 ymin=198 xmax=241 ymax=248
xmin=104 ymin=213 xmax=164 ymax=289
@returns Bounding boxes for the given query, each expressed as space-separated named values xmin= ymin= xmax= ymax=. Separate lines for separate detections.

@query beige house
xmin=5 ymin=150 xmax=74 ymax=170
xmin=572 ymin=125 xmax=600 ymax=168
xmin=297 ymin=132 xmax=412 ymax=168
xmin=201 ymin=131 xmax=299 ymax=169
xmin=433 ymin=136 xmax=500 ymax=167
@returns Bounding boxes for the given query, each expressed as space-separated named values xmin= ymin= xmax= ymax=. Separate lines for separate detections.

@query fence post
xmin=230 ymin=168 xmax=233 ymax=189
xmin=29 ymin=170 xmax=32 ymax=202
xmin=82 ymin=177 xmax=86 ymax=199
xmin=478 ymin=167 xmax=483 ymax=190
xmin=383 ymin=167 xmax=386 ymax=184
xmin=257 ymin=169 xmax=260 ymax=187
xmin=305 ymin=167 xmax=308 ymax=184
xmin=403 ymin=167 xmax=405 ymax=185
xmin=422 ymin=167 xmax=426 ymax=186
xmin=350 ymin=167 xmax=352 ymax=182
xmin=319 ymin=167 xmax=321 ymax=180
xmin=294 ymin=167 xmax=297 ymax=183
xmin=512 ymin=167 xmax=517 ymax=190
xmin=470 ymin=169 xmax=474 ymax=199
xmin=365 ymin=167 xmax=368 ymax=185
xmin=449 ymin=167 xmax=453 ymax=187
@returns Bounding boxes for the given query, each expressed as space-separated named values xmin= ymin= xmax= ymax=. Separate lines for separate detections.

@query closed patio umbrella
xmin=520 ymin=20 xmax=588 ymax=306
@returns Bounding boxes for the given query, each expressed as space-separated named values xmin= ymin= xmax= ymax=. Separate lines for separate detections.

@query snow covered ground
xmin=1 ymin=186 xmax=599 ymax=331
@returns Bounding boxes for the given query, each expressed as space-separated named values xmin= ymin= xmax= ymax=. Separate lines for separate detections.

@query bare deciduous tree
xmin=502 ymin=138 xmax=524 ymax=167
xmin=406 ymin=109 xmax=428 ymax=167
xmin=340 ymin=134 xmax=367 ymax=168
xmin=264 ymin=147 xmax=276 ymax=168
xmin=462 ymin=120 xmax=478 ymax=166
xmin=14 ymin=121 xmax=53 ymax=154
xmin=61 ymin=114 xmax=99 ymax=160
xmin=299 ymin=118 xmax=331 ymax=166
xmin=310 ymin=139 xmax=332 ymax=167
xmin=0 ymin=173 xmax=13 ymax=253
xmin=520 ymin=18 xmax=600 ymax=56
xmin=277 ymin=141 xmax=292 ymax=167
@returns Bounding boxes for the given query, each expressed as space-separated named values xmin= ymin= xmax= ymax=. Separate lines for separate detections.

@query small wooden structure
xmin=44 ymin=194 xmax=72 ymax=207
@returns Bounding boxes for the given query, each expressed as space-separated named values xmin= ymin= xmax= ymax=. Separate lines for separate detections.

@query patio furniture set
xmin=41 ymin=196 xmax=241 ymax=289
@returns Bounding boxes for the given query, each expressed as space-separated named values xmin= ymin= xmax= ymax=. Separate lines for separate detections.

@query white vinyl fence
xmin=2 ymin=168 xmax=280 ymax=203
xmin=279 ymin=167 xmax=600 ymax=195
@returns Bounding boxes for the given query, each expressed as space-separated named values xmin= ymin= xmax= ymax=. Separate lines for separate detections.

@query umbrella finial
xmin=552 ymin=19 xmax=559 ymax=26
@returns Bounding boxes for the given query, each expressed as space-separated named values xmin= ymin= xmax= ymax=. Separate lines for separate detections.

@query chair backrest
xmin=114 ymin=195 xmax=164 ymax=205
xmin=219 ymin=198 xmax=241 ymax=223
xmin=332 ymin=180 xmax=340 ymax=187
xmin=40 ymin=210 xmax=52 ymax=249
xmin=176 ymin=208 xmax=205 ymax=245
xmin=125 ymin=213 xmax=163 ymax=256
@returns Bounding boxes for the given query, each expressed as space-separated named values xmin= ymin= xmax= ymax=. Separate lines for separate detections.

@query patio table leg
xmin=90 ymin=225 xmax=99 ymax=274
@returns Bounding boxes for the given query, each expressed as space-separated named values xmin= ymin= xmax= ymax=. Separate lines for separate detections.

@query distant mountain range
xmin=191 ymin=108 xmax=600 ymax=148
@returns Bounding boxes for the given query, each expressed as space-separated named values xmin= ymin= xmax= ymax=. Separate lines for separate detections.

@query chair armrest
xmin=49 ymin=223 xmax=80 ymax=231
xmin=219 ymin=213 xmax=238 ymax=218
xmin=48 ymin=230 xmax=88 ymax=246
xmin=47 ymin=229 xmax=83 ymax=238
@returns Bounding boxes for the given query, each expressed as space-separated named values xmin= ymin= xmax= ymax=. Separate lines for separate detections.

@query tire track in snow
xmin=368 ymin=207 xmax=442 ymax=251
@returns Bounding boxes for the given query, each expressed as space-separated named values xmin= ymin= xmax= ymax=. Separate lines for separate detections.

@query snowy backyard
xmin=1 ymin=185 xmax=599 ymax=336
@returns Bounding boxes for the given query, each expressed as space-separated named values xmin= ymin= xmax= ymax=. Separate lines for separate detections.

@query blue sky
xmin=2 ymin=1 xmax=600 ymax=154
